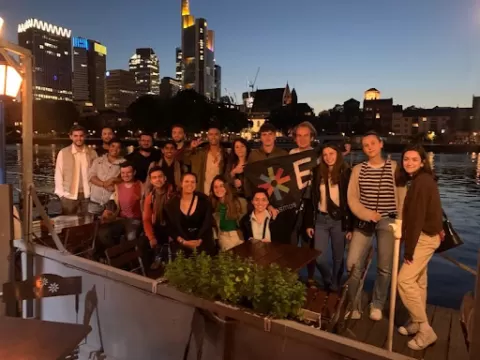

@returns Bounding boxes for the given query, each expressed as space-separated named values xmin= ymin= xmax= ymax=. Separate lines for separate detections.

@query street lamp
xmin=0 ymin=16 xmax=34 ymax=317
xmin=0 ymin=18 xmax=23 ymax=185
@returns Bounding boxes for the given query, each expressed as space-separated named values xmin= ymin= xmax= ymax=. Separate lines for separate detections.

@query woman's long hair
xmin=318 ymin=144 xmax=348 ymax=185
xmin=228 ymin=138 xmax=250 ymax=167
xmin=209 ymin=175 xmax=242 ymax=220
xmin=395 ymin=144 xmax=435 ymax=186
xmin=149 ymin=167 xmax=173 ymax=225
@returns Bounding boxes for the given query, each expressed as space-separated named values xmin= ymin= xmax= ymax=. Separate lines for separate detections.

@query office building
xmin=72 ymin=37 xmax=107 ymax=109
xmin=18 ymin=18 xmax=73 ymax=101
xmin=214 ymin=64 xmax=221 ymax=102
xmin=105 ymin=70 xmax=137 ymax=112
xmin=160 ymin=77 xmax=181 ymax=99
xmin=176 ymin=47 xmax=183 ymax=84
xmin=129 ymin=48 xmax=160 ymax=96
xmin=181 ymin=0 xmax=216 ymax=99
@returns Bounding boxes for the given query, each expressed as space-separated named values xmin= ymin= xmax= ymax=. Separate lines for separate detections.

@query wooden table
xmin=230 ymin=241 xmax=320 ymax=271
xmin=0 ymin=316 xmax=91 ymax=360
xmin=32 ymin=215 xmax=95 ymax=236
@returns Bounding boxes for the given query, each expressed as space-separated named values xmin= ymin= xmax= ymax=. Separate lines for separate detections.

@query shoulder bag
xmin=435 ymin=209 xmax=464 ymax=253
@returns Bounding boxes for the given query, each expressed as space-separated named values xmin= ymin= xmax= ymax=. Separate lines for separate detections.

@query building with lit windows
xmin=181 ymin=0 xmax=216 ymax=99
xmin=160 ymin=77 xmax=181 ymax=99
xmin=72 ymin=37 xmax=107 ymax=109
xmin=214 ymin=64 xmax=221 ymax=102
xmin=129 ymin=48 xmax=160 ymax=96
xmin=105 ymin=70 xmax=137 ymax=113
xmin=176 ymin=47 xmax=183 ymax=84
xmin=18 ymin=18 xmax=73 ymax=101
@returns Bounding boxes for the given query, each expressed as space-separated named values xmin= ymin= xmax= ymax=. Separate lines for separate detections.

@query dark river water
xmin=5 ymin=144 xmax=480 ymax=308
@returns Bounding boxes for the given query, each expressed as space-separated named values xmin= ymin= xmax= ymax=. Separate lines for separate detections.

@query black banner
xmin=245 ymin=150 xmax=317 ymax=208
xmin=244 ymin=150 xmax=318 ymax=243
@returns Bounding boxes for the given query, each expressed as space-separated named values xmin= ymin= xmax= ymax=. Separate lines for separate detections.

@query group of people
xmin=53 ymin=121 xmax=444 ymax=351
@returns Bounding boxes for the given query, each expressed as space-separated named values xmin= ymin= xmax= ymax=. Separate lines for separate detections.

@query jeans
xmin=314 ymin=213 xmax=346 ymax=291
xmin=346 ymin=217 xmax=395 ymax=311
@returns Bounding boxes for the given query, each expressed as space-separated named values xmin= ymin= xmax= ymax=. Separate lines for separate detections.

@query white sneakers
xmin=369 ymin=307 xmax=383 ymax=321
xmin=398 ymin=322 xmax=437 ymax=350
xmin=398 ymin=321 xmax=420 ymax=336
xmin=344 ymin=305 xmax=383 ymax=321
xmin=344 ymin=310 xmax=362 ymax=320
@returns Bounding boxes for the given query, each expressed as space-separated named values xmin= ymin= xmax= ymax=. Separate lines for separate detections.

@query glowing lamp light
xmin=0 ymin=64 xmax=23 ymax=98
xmin=0 ymin=17 xmax=4 ymax=33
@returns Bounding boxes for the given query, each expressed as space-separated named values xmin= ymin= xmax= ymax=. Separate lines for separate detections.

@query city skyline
xmin=2 ymin=0 xmax=479 ymax=113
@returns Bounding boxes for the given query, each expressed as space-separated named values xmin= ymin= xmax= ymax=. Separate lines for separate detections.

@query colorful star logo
xmin=258 ymin=167 xmax=291 ymax=200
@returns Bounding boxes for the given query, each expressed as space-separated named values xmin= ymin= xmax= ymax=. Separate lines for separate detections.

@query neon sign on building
xmin=94 ymin=43 xmax=107 ymax=55
xmin=18 ymin=18 xmax=72 ymax=38
xmin=73 ymin=37 xmax=89 ymax=50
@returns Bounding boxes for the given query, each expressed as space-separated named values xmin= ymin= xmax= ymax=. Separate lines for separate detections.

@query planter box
xmin=13 ymin=240 xmax=414 ymax=360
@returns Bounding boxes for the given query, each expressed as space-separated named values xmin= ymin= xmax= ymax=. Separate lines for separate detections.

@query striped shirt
xmin=358 ymin=161 xmax=396 ymax=216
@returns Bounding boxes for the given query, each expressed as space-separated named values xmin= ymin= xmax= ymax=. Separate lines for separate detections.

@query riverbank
xmin=6 ymin=137 xmax=480 ymax=153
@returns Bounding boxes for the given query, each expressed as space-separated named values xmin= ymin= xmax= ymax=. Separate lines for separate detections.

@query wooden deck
xmin=343 ymin=292 xmax=469 ymax=360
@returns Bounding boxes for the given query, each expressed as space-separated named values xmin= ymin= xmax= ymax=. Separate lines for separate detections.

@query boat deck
xmin=344 ymin=293 xmax=469 ymax=360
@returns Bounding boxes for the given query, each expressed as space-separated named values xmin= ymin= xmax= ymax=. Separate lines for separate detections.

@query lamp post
xmin=0 ymin=53 xmax=23 ymax=184
xmin=0 ymin=16 xmax=34 ymax=317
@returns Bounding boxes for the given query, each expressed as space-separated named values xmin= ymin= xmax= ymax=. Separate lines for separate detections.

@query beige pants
xmin=218 ymin=231 xmax=244 ymax=251
xmin=398 ymin=232 xmax=440 ymax=323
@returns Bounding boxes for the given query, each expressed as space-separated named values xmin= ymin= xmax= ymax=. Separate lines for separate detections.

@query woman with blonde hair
xmin=209 ymin=175 xmax=248 ymax=250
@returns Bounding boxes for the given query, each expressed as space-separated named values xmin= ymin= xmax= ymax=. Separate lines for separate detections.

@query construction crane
xmin=246 ymin=67 xmax=260 ymax=111
xmin=223 ymin=88 xmax=238 ymax=105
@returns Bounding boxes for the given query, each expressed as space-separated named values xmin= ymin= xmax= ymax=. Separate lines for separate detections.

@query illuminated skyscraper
xmin=105 ymin=70 xmax=137 ymax=112
xmin=72 ymin=37 xmax=107 ymax=109
xmin=129 ymin=48 xmax=160 ymax=96
xmin=181 ymin=0 xmax=215 ymax=99
xmin=214 ymin=65 xmax=221 ymax=102
xmin=18 ymin=18 xmax=73 ymax=101
xmin=175 ymin=47 xmax=183 ymax=84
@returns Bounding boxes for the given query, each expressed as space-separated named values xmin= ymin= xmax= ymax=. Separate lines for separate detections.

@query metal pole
xmin=386 ymin=238 xmax=401 ymax=351
xmin=0 ymin=99 xmax=5 ymax=184
xmin=21 ymin=51 xmax=34 ymax=318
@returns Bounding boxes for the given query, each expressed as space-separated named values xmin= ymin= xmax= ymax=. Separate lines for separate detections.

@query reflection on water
xmin=5 ymin=145 xmax=480 ymax=308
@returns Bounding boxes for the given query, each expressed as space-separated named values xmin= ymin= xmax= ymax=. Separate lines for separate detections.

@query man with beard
xmin=171 ymin=124 xmax=187 ymax=164
xmin=96 ymin=127 xmax=114 ymax=156
xmin=125 ymin=133 xmax=160 ymax=183
xmin=184 ymin=125 xmax=227 ymax=194
xmin=54 ymin=125 xmax=98 ymax=215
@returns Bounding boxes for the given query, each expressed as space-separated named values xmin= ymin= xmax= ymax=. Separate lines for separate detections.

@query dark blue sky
xmin=2 ymin=0 xmax=479 ymax=112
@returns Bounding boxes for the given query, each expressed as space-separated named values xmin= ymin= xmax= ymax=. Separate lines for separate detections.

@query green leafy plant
xmin=164 ymin=251 xmax=306 ymax=319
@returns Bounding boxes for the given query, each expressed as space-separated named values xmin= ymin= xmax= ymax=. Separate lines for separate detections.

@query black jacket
xmin=303 ymin=165 xmax=354 ymax=232
xmin=240 ymin=212 xmax=273 ymax=242
xmin=164 ymin=192 xmax=217 ymax=256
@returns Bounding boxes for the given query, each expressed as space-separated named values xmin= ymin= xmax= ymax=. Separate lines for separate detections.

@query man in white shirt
xmin=54 ymin=125 xmax=97 ymax=215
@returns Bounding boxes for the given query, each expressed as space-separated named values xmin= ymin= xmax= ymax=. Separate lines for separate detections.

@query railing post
xmin=0 ymin=184 xmax=17 ymax=316
xmin=469 ymin=251 xmax=480 ymax=360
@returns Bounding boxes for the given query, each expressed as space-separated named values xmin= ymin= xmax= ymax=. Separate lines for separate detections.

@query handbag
xmin=435 ymin=210 xmax=464 ymax=253
xmin=354 ymin=162 xmax=387 ymax=236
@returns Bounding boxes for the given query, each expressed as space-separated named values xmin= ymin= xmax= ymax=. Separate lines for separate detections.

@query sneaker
xmin=398 ymin=322 xmax=420 ymax=336
xmin=345 ymin=310 xmax=362 ymax=320
xmin=369 ymin=306 xmax=383 ymax=321
xmin=407 ymin=327 xmax=437 ymax=350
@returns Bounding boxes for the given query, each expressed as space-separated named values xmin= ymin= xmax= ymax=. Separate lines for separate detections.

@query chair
xmin=105 ymin=239 xmax=146 ymax=276
xmin=64 ymin=222 xmax=98 ymax=258
xmin=2 ymin=273 xmax=82 ymax=307
xmin=2 ymin=274 xmax=84 ymax=359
